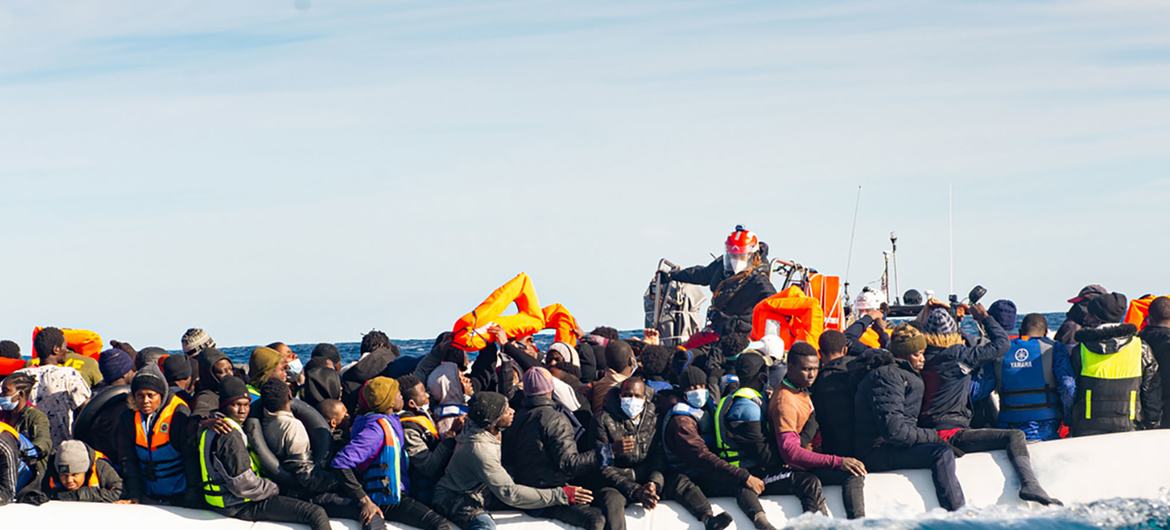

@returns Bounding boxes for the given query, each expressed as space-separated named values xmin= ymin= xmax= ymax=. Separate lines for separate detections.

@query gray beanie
xmin=55 ymin=440 xmax=91 ymax=475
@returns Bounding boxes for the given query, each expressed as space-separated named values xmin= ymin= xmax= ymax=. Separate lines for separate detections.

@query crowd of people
xmin=1 ymin=227 xmax=1168 ymax=530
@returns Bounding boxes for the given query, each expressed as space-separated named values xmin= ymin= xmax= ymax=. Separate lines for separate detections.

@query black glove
xmin=19 ymin=490 xmax=50 ymax=506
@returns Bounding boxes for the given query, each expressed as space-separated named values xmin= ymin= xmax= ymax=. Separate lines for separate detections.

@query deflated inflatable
xmin=0 ymin=357 xmax=26 ymax=377
xmin=451 ymin=273 xmax=581 ymax=352
xmin=750 ymin=286 xmax=825 ymax=351
xmin=4 ymin=430 xmax=1169 ymax=527
xmin=31 ymin=327 xmax=104 ymax=360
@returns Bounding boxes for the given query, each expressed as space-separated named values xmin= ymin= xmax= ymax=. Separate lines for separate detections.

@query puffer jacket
xmin=920 ymin=315 xmax=1010 ymax=429
xmin=434 ymin=426 xmax=567 ymax=525
xmin=502 ymin=395 xmax=597 ymax=488
xmin=854 ymin=351 xmax=941 ymax=457
xmin=673 ymin=258 xmax=776 ymax=337
xmin=594 ymin=393 xmax=663 ymax=499
xmin=1071 ymin=323 xmax=1162 ymax=433
xmin=1139 ymin=324 xmax=1170 ymax=428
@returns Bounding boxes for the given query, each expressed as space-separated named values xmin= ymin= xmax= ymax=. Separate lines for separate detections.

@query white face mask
xmin=287 ymin=358 xmax=304 ymax=376
xmin=620 ymin=397 xmax=644 ymax=419
xmin=685 ymin=389 xmax=708 ymax=409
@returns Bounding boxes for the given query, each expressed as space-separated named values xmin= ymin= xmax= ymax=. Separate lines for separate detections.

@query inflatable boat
xmin=2 ymin=429 xmax=1167 ymax=528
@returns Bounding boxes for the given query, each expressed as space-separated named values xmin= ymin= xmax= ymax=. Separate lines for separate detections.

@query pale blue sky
xmin=2 ymin=1 xmax=1169 ymax=348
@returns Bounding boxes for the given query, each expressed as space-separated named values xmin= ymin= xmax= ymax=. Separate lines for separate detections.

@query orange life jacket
xmin=31 ymin=327 xmax=104 ymax=360
xmin=1125 ymin=296 xmax=1166 ymax=330
xmin=400 ymin=414 xmax=439 ymax=439
xmin=541 ymin=304 xmax=580 ymax=347
xmin=49 ymin=450 xmax=108 ymax=490
xmin=750 ymin=286 xmax=826 ymax=351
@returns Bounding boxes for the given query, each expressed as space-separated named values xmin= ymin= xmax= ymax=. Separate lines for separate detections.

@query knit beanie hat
xmin=468 ymin=391 xmax=508 ymax=428
xmin=218 ymin=376 xmax=249 ymax=405
xmin=362 ymin=376 xmax=400 ymax=414
xmin=131 ymin=364 xmax=168 ymax=397
xmin=163 ymin=354 xmax=192 ymax=382
xmin=181 ymin=328 xmax=216 ymax=357
xmin=55 ymin=440 xmax=91 ymax=475
xmin=923 ymin=308 xmax=959 ymax=335
xmin=679 ymin=365 xmax=708 ymax=389
xmin=522 ymin=366 xmax=555 ymax=397
xmin=988 ymin=300 xmax=1017 ymax=332
xmin=249 ymin=346 xmax=284 ymax=385
xmin=889 ymin=324 xmax=927 ymax=358
xmin=734 ymin=352 xmax=767 ymax=384
xmin=1088 ymin=292 xmax=1128 ymax=324
xmin=99 ymin=348 xmax=134 ymax=383
xmin=547 ymin=342 xmax=581 ymax=368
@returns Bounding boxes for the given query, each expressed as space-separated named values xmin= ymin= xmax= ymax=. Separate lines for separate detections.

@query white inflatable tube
xmin=3 ymin=430 xmax=1168 ymax=528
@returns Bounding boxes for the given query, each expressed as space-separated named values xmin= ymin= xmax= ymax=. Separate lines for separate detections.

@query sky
xmin=2 ymin=0 xmax=1169 ymax=349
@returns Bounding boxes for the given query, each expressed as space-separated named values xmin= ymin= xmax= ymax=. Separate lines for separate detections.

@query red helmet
xmin=725 ymin=225 xmax=759 ymax=255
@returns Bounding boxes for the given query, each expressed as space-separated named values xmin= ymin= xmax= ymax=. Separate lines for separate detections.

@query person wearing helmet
xmin=666 ymin=226 xmax=776 ymax=366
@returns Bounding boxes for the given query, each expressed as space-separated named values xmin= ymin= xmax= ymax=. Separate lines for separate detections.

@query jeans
xmin=863 ymin=444 xmax=964 ymax=511
xmin=231 ymin=495 xmax=331 ymax=530
xmin=313 ymin=492 xmax=386 ymax=530
xmin=662 ymin=471 xmax=713 ymax=520
xmin=466 ymin=513 xmax=496 ymax=530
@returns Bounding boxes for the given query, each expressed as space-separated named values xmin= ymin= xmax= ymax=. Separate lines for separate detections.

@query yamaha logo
xmin=1014 ymin=349 xmax=1030 ymax=362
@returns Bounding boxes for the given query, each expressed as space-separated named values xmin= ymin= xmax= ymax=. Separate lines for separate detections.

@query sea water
xmin=216 ymin=313 xmax=1071 ymax=366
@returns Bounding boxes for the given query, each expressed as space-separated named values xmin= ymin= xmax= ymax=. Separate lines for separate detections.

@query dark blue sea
xmin=216 ymin=313 xmax=1071 ymax=365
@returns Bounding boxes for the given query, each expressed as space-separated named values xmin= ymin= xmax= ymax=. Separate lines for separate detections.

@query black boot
xmin=702 ymin=512 xmax=732 ymax=530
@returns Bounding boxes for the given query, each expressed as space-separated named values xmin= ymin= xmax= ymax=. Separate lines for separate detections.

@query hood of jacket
xmin=1076 ymin=323 xmax=1140 ymax=355
xmin=427 ymin=362 xmax=466 ymax=406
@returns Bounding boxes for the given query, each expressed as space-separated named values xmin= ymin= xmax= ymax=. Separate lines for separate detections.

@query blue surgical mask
xmin=685 ymin=389 xmax=708 ymax=409
xmin=620 ymin=397 xmax=644 ymax=419
xmin=0 ymin=396 xmax=18 ymax=411
xmin=287 ymin=358 xmax=304 ymax=376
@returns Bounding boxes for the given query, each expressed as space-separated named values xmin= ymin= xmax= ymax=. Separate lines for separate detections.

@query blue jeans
xmin=466 ymin=513 xmax=496 ymax=530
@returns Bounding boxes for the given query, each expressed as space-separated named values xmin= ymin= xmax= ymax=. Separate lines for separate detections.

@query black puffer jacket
xmin=1071 ymin=323 xmax=1162 ymax=434
xmin=1139 ymin=324 xmax=1170 ymax=428
xmin=811 ymin=354 xmax=869 ymax=457
xmin=854 ymin=351 xmax=941 ymax=457
xmin=919 ymin=315 xmax=1010 ymax=429
xmin=502 ymin=395 xmax=598 ymax=489
xmin=340 ymin=345 xmax=400 ymax=409
xmin=593 ymin=393 xmax=663 ymax=499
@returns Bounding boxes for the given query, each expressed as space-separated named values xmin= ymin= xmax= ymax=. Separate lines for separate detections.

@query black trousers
xmin=948 ymin=428 xmax=1040 ymax=487
xmin=230 ymin=495 xmax=331 ymax=530
xmin=863 ymin=444 xmax=964 ymax=511
xmin=699 ymin=471 xmax=823 ymax=521
xmin=811 ymin=468 xmax=865 ymax=519
xmin=662 ymin=471 xmax=714 ymax=520
xmin=529 ymin=504 xmax=605 ymax=530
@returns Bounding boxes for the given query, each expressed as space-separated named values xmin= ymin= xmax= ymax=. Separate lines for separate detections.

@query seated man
xmin=44 ymin=439 xmax=123 ymax=502
xmin=593 ymin=377 xmax=661 ymax=530
xmin=396 ymin=374 xmax=455 ymax=505
xmin=318 ymin=398 xmax=351 ymax=456
xmin=919 ymin=305 xmax=1060 ymax=505
xmin=436 ymin=391 xmax=593 ymax=530
xmin=502 ymin=367 xmax=603 ymax=530
xmin=854 ymin=325 xmax=964 ymax=511
xmin=769 ymin=342 xmax=866 ymax=518
xmin=197 ymin=376 xmax=330 ymax=530
xmin=0 ymin=419 xmax=40 ymax=505
xmin=330 ymin=377 xmax=453 ymax=530
xmin=708 ymin=352 xmax=824 ymax=530
xmin=994 ymin=313 xmax=1075 ymax=441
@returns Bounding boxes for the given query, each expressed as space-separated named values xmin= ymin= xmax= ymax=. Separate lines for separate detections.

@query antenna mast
xmin=843 ymin=186 xmax=863 ymax=305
